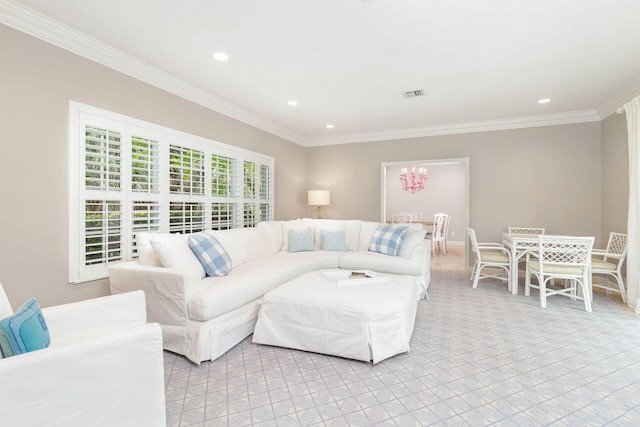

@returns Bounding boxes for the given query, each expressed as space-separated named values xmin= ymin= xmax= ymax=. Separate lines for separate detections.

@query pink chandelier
xmin=400 ymin=167 xmax=427 ymax=194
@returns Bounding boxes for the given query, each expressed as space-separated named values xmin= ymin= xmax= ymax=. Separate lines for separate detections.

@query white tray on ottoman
xmin=252 ymin=269 xmax=421 ymax=364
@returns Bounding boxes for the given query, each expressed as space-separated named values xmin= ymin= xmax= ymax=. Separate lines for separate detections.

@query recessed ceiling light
xmin=287 ymin=101 xmax=298 ymax=106
xmin=326 ymin=124 xmax=335 ymax=129
xmin=538 ymin=98 xmax=551 ymax=104
xmin=213 ymin=52 xmax=228 ymax=61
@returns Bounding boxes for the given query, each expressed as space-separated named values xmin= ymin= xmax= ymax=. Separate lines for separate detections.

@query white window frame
xmin=68 ymin=101 xmax=275 ymax=283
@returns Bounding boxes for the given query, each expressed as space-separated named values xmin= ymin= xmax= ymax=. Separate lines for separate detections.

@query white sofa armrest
xmin=43 ymin=290 xmax=146 ymax=345
xmin=411 ymin=240 xmax=432 ymax=298
xmin=109 ymin=261 xmax=205 ymax=327
xmin=409 ymin=240 xmax=431 ymax=273
xmin=0 ymin=323 xmax=166 ymax=427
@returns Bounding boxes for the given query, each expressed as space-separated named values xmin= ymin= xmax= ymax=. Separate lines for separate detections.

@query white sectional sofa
xmin=109 ymin=219 xmax=431 ymax=364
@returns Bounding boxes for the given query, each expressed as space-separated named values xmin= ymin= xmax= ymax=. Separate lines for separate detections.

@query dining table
xmin=501 ymin=233 xmax=539 ymax=295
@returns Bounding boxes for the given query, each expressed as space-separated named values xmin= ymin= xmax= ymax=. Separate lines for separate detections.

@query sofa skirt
xmin=162 ymin=300 xmax=260 ymax=364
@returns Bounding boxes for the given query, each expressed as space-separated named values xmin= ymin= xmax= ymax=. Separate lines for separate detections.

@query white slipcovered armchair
xmin=0 ymin=284 xmax=166 ymax=427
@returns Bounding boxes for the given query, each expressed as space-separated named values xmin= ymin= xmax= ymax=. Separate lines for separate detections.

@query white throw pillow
xmin=150 ymin=233 xmax=206 ymax=278
xmin=397 ymin=229 xmax=427 ymax=259
xmin=135 ymin=232 xmax=163 ymax=267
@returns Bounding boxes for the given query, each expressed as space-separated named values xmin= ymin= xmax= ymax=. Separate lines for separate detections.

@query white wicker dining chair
xmin=525 ymin=235 xmax=595 ymax=312
xmin=508 ymin=227 xmax=546 ymax=235
xmin=467 ymin=228 xmax=511 ymax=290
xmin=508 ymin=227 xmax=545 ymax=270
xmin=592 ymin=232 xmax=628 ymax=304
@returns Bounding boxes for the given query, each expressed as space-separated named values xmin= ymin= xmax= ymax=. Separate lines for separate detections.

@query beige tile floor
xmin=430 ymin=243 xmax=466 ymax=273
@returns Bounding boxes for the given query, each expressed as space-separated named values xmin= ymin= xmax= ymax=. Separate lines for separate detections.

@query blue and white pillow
xmin=187 ymin=233 xmax=232 ymax=277
xmin=321 ymin=229 xmax=347 ymax=252
xmin=369 ymin=224 xmax=409 ymax=256
xmin=0 ymin=298 xmax=50 ymax=358
xmin=288 ymin=228 xmax=315 ymax=252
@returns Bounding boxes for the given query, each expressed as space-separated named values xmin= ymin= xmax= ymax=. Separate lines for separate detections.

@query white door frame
xmin=380 ymin=157 xmax=470 ymax=268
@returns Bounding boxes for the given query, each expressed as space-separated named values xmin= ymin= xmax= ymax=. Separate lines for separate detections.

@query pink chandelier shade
xmin=400 ymin=167 xmax=427 ymax=194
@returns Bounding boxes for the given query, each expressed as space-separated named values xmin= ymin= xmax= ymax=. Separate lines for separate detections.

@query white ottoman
xmin=252 ymin=269 xmax=420 ymax=364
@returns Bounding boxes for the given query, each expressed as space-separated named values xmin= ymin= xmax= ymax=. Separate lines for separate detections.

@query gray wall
xmin=0 ymin=24 xmax=307 ymax=308
xmin=601 ymin=113 xmax=629 ymax=237
xmin=306 ymin=123 xmax=604 ymax=259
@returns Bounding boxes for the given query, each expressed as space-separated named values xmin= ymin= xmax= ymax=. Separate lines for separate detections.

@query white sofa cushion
xmin=208 ymin=226 xmax=280 ymax=267
xmin=256 ymin=221 xmax=284 ymax=250
xmin=135 ymin=232 xmax=163 ymax=267
xmin=150 ymin=234 xmax=205 ymax=278
xmin=398 ymin=229 xmax=427 ymax=259
xmin=303 ymin=219 xmax=362 ymax=251
xmin=187 ymin=251 xmax=342 ymax=321
xmin=339 ymin=251 xmax=424 ymax=276
xmin=358 ymin=221 xmax=381 ymax=251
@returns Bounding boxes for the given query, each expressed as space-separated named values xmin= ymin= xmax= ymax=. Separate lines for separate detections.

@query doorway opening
xmin=381 ymin=158 xmax=470 ymax=271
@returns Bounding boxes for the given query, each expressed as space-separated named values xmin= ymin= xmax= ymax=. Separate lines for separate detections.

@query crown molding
xmin=307 ymin=109 xmax=602 ymax=147
xmin=597 ymin=77 xmax=640 ymax=119
xmin=0 ymin=0 xmax=308 ymax=146
xmin=0 ymin=0 xmax=612 ymax=149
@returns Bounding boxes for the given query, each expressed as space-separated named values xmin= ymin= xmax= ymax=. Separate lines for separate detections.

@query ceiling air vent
xmin=404 ymin=89 xmax=424 ymax=98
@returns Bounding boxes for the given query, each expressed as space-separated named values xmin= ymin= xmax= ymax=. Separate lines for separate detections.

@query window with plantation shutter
xmin=131 ymin=136 xmax=159 ymax=193
xmin=84 ymin=200 xmax=122 ymax=265
xmin=211 ymin=154 xmax=238 ymax=197
xmin=243 ymin=203 xmax=257 ymax=228
xmin=85 ymin=126 xmax=121 ymax=190
xmin=131 ymin=201 xmax=160 ymax=258
xmin=211 ymin=203 xmax=238 ymax=230
xmin=169 ymin=202 xmax=205 ymax=233
xmin=69 ymin=102 xmax=274 ymax=283
xmin=260 ymin=165 xmax=271 ymax=200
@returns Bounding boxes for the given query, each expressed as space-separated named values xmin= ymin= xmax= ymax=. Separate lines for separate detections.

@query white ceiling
xmin=3 ymin=0 xmax=640 ymax=146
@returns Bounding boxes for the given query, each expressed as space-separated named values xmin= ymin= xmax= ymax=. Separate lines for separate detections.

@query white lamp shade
xmin=308 ymin=190 xmax=330 ymax=206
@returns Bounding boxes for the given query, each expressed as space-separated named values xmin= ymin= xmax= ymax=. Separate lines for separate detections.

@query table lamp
xmin=308 ymin=190 xmax=330 ymax=219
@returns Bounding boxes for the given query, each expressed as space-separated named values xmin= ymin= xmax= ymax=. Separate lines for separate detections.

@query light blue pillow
xmin=0 ymin=298 xmax=50 ymax=358
xmin=188 ymin=233 xmax=232 ymax=277
xmin=369 ymin=224 xmax=409 ymax=256
xmin=288 ymin=228 xmax=315 ymax=252
xmin=321 ymin=229 xmax=347 ymax=252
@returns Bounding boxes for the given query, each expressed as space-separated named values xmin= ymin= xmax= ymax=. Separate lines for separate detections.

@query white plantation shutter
xmin=85 ymin=126 xmax=121 ymax=191
xmin=211 ymin=202 xmax=239 ymax=230
xmin=131 ymin=201 xmax=161 ymax=258
xmin=84 ymin=200 xmax=122 ymax=265
xmin=243 ymin=203 xmax=257 ymax=228
xmin=260 ymin=164 xmax=271 ymax=199
xmin=169 ymin=202 xmax=205 ymax=233
xmin=69 ymin=102 xmax=274 ymax=283
xmin=170 ymin=145 xmax=205 ymax=195
xmin=131 ymin=136 xmax=159 ymax=193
